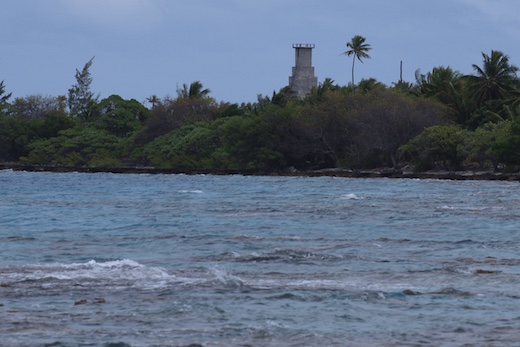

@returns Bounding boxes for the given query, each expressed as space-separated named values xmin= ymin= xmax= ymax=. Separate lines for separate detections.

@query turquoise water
xmin=1 ymin=170 xmax=520 ymax=346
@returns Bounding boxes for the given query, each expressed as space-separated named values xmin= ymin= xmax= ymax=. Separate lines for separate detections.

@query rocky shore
xmin=2 ymin=163 xmax=520 ymax=181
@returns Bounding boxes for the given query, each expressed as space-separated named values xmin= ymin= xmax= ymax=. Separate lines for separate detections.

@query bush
xmin=400 ymin=125 xmax=466 ymax=170
xmin=20 ymin=127 xmax=123 ymax=166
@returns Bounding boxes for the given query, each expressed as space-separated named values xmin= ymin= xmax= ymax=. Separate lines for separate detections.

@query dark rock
xmin=402 ymin=289 xmax=422 ymax=295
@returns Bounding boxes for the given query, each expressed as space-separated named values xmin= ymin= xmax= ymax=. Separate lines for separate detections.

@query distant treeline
xmin=2 ymin=50 xmax=520 ymax=173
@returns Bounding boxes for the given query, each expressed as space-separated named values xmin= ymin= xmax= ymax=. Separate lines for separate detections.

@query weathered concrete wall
xmin=289 ymin=44 xmax=318 ymax=98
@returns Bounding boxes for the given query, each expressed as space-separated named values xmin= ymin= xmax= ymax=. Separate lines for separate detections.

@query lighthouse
xmin=289 ymin=44 xmax=318 ymax=98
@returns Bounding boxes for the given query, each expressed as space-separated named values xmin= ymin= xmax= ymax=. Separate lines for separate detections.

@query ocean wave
xmin=208 ymin=264 xmax=244 ymax=287
xmin=339 ymin=193 xmax=365 ymax=200
xmin=206 ymin=249 xmax=347 ymax=264
xmin=177 ymin=189 xmax=204 ymax=194
xmin=1 ymin=259 xmax=175 ymax=289
xmin=436 ymin=204 xmax=499 ymax=212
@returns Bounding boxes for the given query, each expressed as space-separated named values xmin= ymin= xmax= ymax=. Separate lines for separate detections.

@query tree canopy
xmin=68 ymin=57 xmax=97 ymax=120
xmin=2 ymin=45 xmax=520 ymax=174
xmin=342 ymin=35 xmax=372 ymax=91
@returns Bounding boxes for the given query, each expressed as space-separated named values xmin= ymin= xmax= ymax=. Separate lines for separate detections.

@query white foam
xmin=209 ymin=265 xmax=244 ymax=286
xmin=339 ymin=193 xmax=365 ymax=200
xmin=178 ymin=190 xmax=204 ymax=194
xmin=437 ymin=205 xmax=489 ymax=211
xmin=8 ymin=259 xmax=175 ymax=288
xmin=86 ymin=259 xmax=144 ymax=268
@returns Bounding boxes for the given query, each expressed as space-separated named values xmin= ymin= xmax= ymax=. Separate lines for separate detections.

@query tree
xmin=416 ymin=66 xmax=470 ymax=124
xmin=304 ymin=78 xmax=344 ymax=104
xmin=349 ymin=89 xmax=449 ymax=168
xmin=0 ymin=80 xmax=12 ymax=116
xmin=357 ymin=78 xmax=385 ymax=93
xmin=68 ymin=57 xmax=97 ymax=119
xmin=392 ymin=80 xmax=417 ymax=95
xmin=417 ymin=67 xmax=461 ymax=100
xmin=292 ymin=92 xmax=352 ymax=167
xmin=215 ymin=114 xmax=284 ymax=170
xmin=137 ymin=91 xmax=218 ymax=143
xmin=90 ymin=95 xmax=149 ymax=137
xmin=466 ymin=50 xmax=519 ymax=108
xmin=461 ymin=122 xmax=507 ymax=170
xmin=491 ymin=118 xmax=520 ymax=167
xmin=0 ymin=109 xmax=75 ymax=162
xmin=176 ymin=81 xmax=211 ymax=99
xmin=146 ymin=95 xmax=160 ymax=109
xmin=342 ymin=35 xmax=372 ymax=91
xmin=12 ymin=95 xmax=65 ymax=119
xmin=400 ymin=125 xmax=466 ymax=170
xmin=21 ymin=126 xmax=123 ymax=167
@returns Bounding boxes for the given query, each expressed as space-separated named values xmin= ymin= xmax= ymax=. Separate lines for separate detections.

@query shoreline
xmin=1 ymin=163 xmax=520 ymax=181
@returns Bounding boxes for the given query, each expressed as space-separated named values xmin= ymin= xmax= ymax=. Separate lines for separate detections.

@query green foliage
xmin=400 ymin=125 xmax=466 ymax=170
xmin=461 ymin=122 xmax=508 ymax=169
xmin=137 ymin=112 xmax=285 ymax=171
xmin=392 ymin=80 xmax=417 ymax=95
xmin=357 ymin=78 xmax=385 ymax=94
xmin=21 ymin=127 xmax=123 ymax=166
xmin=215 ymin=114 xmax=284 ymax=170
xmin=347 ymin=89 xmax=450 ymax=167
xmin=466 ymin=50 xmax=519 ymax=108
xmin=40 ymin=111 xmax=76 ymax=138
xmin=0 ymin=112 xmax=75 ymax=162
xmin=217 ymin=102 xmax=245 ymax=118
xmin=0 ymin=117 xmax=41 ymax=161
xmin=136 ymin=93 xmax=218 ymax=143
xmin=139 ymin=122 xmax=219 ymax=169
xmin=12 ymin=95 xmax=67 ymax=119
xmin=289 ymin=91 xmax=351 ymax=168
xmin=288 ymin=89 xmax=449 ymax=169
xmin=0 ymin=80 xmax=12 ymax=116
xmin=68 ymin=57 xmax=97 ymax=119
xmin=146 ymin=95 xmax=160 ymax=109
xmin=415 ymin=66 xmax=470 ymax=124
xmin=342 ymin=35 xmax=372 ymax=90
xmin=176 ymin=81 xmax=211 ymax=99
xmin=5 ymin=46 xmax=520 ymax=173
xmin=90 ymin=95 xmax=149 ymax=137
xmin=491 ymin=118 xmax=520 ymax=167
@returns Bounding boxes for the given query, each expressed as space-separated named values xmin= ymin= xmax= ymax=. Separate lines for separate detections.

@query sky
xmin=2 ymin=0 xmax=520 ymax=106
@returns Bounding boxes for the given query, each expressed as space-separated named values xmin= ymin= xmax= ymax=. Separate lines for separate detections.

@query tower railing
xmin=292 ymin=43 xmax=315 ymax=49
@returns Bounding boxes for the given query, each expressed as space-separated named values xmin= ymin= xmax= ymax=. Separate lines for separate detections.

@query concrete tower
xmin=289 ymin=44 xmax=318 ymax=98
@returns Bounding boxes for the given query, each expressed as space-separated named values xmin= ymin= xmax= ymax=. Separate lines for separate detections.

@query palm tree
xmin=421 ymin=67 xmax=462 ymax=99
xmin=316 ymin=78 xmax=341 ymax=95
xmin=466 ymin=50 xmax=519 ymax=108
xmin=177 ymin=81 xmax=211 ymax=99
xmin=420 ymin=66 xmax=470 ymax=125
xmin=358 ymin=77 xmax=385 ymax=93
xmin=342 ymin=35 xmax=372 ymax=91
xmin=146 ymin=95 xmax=160 ymax=109
xmin=420 ymin=67 xmax=464 ymax=104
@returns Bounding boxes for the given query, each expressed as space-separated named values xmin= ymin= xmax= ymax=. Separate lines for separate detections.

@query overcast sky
xmin=2 ymin=0 xmax=520 ymax=105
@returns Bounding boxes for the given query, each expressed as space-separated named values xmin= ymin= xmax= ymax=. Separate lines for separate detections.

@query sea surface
xmin=1 ymin=170 xmax=520 ymax=347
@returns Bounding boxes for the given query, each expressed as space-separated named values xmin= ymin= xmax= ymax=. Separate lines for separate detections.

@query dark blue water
xmin=1 ymin=170 xmax=520 ymax=346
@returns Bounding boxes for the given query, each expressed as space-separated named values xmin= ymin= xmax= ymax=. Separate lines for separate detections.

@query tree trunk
xmin=351 ymin=56 xmax=356 ymax=92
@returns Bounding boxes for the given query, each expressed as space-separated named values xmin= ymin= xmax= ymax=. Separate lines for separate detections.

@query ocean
xmin=1 ymin=170 xmax=520 ymax=346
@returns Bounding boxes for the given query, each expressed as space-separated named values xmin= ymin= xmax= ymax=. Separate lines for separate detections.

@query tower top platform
xmin=292 ymin=43 xmax=315 ymax=49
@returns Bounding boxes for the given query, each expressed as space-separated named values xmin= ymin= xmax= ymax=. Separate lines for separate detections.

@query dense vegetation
xmin=2 ymin=48 xmax=520 ymax=173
